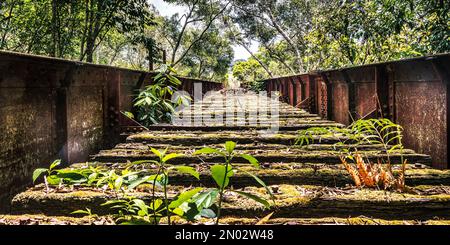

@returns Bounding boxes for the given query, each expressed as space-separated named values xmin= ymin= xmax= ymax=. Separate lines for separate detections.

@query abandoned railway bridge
xmin=1 ymin=51 xmax=449 ymax=224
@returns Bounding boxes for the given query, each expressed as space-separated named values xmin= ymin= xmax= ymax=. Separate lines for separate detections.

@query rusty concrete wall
xmin=264 ymin=74 xmax=315 ymax=112
xmin=324 ymin=71 xmax=350 ymax=125
xmin=67 ymin=85 xmax=104 ymax=164
xmin=260 ymin=54 xmax=449 ymax=169
xmin=0 ymin=51 xmax=222 ymax=210
xmin=347 ymin=67 xmax=377 ymax=119
xmin=319 ymin=67 xmax=376 ymax=124
xmin=314 ymin=76 xmax=327 ymax=119
xmin=392 ymin=59 xmax=448 ymax=169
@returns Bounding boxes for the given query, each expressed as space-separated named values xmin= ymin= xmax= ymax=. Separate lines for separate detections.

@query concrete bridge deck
xmin=7 ymin=89 xmax=450 ymax=224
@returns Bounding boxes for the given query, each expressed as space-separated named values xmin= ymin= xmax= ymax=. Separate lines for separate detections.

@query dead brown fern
xmin=341 ymin=153 xmax=406 ymax=191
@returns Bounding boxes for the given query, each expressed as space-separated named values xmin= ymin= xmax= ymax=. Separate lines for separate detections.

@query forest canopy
xmin=0 ymin=0 xmax=448 ymax=84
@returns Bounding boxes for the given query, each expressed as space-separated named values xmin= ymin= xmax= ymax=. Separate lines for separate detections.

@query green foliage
xmin=32 ymin=159 xmax=61 ymax=183
xmin=210 ymin=164 xmax=233 ymax=189
xmin=122 ymin=111 xmax=134 ymax=119
xmin=34 ymin=150 xmax=212 ymax=225
xmin=161 ymin=0 xmax=231 ymax=70
xmin=2 ymin=1 xmax=447 ymax=85
xmin=134 ymin=65 xmax=191 ymax=126
xmin=61 ymin=147 xmax=203 ymax=225
xmin=31 ymin=139 xmax=288 ymax=225
xmin=295 ymin=118 xmax=405 ymax=163
xmin=0 ymin=0 xmax=153 ymax=62
xmin=248 ymin=80 xmax=266 ymax=92
xmin=180 ymin=28 xmax=234 ymax=81
xmin=102 ymin=197 xmax=160 ymax=224
xmin=102 ymin=186 xmax=204 ymax=225
xmin=233 ymin=190 xmax=270 ymax=209
xmin=193 ymin=141 xmax=273 ymax=224
xmin=130 ymin=147 xmax=201 ymax=225
xmin=348 ymin=118 xmax=404 ymax=163
xmin=295 ymin=127 xmax=336 ymax=147
xmin=192 ymin=189 xmax=219 ymax=211
xmin=71 ymin=208 xmax=94 ymax=216
xmin=95 ymin=168 xmax=141 ymax=193
xmin=32 ymin=160 xmax=145 ymax=191
xmin=295 ymin=118 xmax=407 ymax=190
xmin=230 ymin=0 xmax=450 ymax=85
xmin=232 ymin=58 xmax=272 ymax=88
xmin=0 ymin=1 xmax=232 ymax=81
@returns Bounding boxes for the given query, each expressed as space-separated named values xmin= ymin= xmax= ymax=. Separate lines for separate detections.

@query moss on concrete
xmin=0 ymin=214 xmax=115 ymax=225
xmin=174 ymin=216 xmax=450 ymax=225
xmin=12 ymin=184 xmax=450 ymax=219
xmin=68 ymin=162 xmax=450 ymax=187
xmin=11 ymin=184 xmax=177 ymax=216
xmin=2 ymin=214 xmax=449 ymax=225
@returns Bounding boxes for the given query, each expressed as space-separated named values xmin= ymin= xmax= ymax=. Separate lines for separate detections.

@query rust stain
xmin=0 ymin=51 xmax=221 ymax=210
xmin=259 ymin=54 xmax=449 ymax=169
xmin=395 ymin=81 xmax=447 ymax=169
xmin=355 ymin=82 xmax=376 ymax=119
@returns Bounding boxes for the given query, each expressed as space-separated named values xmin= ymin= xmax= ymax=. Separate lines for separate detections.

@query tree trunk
xmin=86 ymin=37 xmax=95 ymax=62
xmin=240 ymin=42 xmax=273 ymax=78
xmin=79 ymin=0 xmax=90 ymax=60
xmin=262 ymin=42 xmax=296 ymax=74
xmin=172 ymin=1 xmax=231 ymax=67
xmin=266 ymin=8 xmax=303 ymax=72
xmin=171 ymin=1 xmax=198 ymax=64
xmin=50 ymin=0 xmax=58 ymax=57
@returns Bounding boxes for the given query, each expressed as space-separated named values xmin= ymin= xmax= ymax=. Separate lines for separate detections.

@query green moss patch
xmin=68 ymin=162 xmax=450 ymax=187
xmin=11 ymin=184 xmax=450 ymax=219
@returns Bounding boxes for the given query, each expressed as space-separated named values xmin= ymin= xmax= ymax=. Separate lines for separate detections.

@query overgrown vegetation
xmin=133 ymin=65 xmax=191 ymax=127
xmin=230 ymin=0 xmax=450 ymax=86
xmin=1 ymin=1 xmax=448 ymax=84
xmin=193 ymin=141 xmax=274 ymax=224
xmin=295 ymin=119 xmax=408 ymax=191
xmin=32 ymin=160 xmax=114 ymax=190
xmin=341 ymin=153 xmax=406 ymax=191
xmin=110 ymin=147 xmax=200 ymax=224
xmin=33 ymin=141 xmax=272 ymax=225
xmin=0 ymin=0 xmax=233 ymax=81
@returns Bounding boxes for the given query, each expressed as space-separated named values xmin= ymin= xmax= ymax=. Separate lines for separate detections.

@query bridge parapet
xmin=261 ymin=53 xmax=450 ymax=169
xmin=0 ymin=51 xmax=222 ymax=210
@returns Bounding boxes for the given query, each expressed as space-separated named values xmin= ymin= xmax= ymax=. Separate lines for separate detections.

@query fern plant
xmin=296 ymin=119 xmax=404 ymax=161
xmin=295 ymin=127 xmax=336 ymax=146
xmin=295 ymin=119 xmax=408 ymax=191
xmin=349 ymin=118 xmax=404 ymax=162
xmin=343 ymin=119 xmax=407 ymax=191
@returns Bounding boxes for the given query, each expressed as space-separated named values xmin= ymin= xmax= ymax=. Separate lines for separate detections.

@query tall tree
xmin=0 ymin=0 xmax=18 ymax=50
xmin=161 ymin=0 xmax=231 ymax=67
xmin=79 ymin=0 xmax=152 ymax=62
xmin=50 ymin=0 xmax=83 ymax=58
xmin=230 ymin=0 xmax=314 ymax=73
xmin=181 ymin=28 xmax=234 ymax=81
